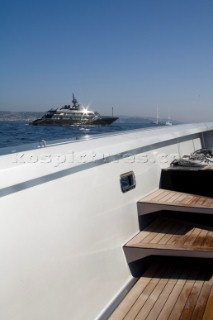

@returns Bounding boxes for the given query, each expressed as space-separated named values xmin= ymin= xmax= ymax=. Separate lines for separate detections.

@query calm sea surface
xmin=0 ymin=121 xmax=156 ymax=149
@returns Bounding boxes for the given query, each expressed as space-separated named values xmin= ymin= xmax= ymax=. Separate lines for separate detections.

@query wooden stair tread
xmin=126 ymin=217 xmax=213 ymax=252
xmin=138 ymin=189 xmax=213 ymax=215
xmin=109 ymin=259 xmax=213 ymax=319
xmin=140 ymin=189 xmax=213 ymax=208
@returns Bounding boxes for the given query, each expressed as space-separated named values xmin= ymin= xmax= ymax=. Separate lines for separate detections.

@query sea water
xmin=0 ymin=121 xmax=156 ymax=149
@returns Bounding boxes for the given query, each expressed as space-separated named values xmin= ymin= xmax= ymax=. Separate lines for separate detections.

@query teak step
xmin=124 ymin=217 xmax=213 ymax=263
xmin=109 ymin=258 xmax=213 ymax=320
xmin=137 ymin=189 xmax=213 ymax=216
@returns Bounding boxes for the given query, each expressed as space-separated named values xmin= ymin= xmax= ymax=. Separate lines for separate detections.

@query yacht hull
xmin=31 ymin=116 xmax=118 ymax=126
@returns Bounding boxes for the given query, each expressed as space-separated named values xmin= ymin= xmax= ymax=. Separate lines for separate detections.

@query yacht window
xmin=120 ymin=172 xmax=136 ymax=193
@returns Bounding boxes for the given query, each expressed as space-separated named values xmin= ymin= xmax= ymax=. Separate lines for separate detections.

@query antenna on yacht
xmin=112 ymin=107 xmax=114 ymax=117
xmin=72 ymin=93 xmax=80 ymax=110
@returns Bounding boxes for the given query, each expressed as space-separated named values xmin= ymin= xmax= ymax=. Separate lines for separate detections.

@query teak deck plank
xmin=141 ymin=189 xmax=166 ymax=202
xmin=190 ymin=271 xmax=213 ymax=320
xmin=138 ymin=189 xmax=213 ymax=215
xmin=126 ymin=218 xmax=213 ymax=253
xmin=109 ymin=262 xmax=162 ymax=319
xmin=179 ymin=278 xmax=204 ymax=319
xmin=124 ymin=217 xmax=213 ymax=264
xmin=109 ymin=261 xmax=213 ymax=320
xmin=202 ymin=287 xmax=213 ymax=320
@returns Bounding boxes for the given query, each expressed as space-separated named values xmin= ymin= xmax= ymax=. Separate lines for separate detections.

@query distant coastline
xmin=0 ymin=111 xmax=180 ymax=124
xmin=0 ymin=111 xmax=43 ymax=122
xmin=0 ymin=111 xmax=153 ymax=123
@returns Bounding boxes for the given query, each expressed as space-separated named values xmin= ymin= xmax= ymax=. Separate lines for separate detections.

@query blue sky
xmin=1 ymin=0 xmax=213 ymax=122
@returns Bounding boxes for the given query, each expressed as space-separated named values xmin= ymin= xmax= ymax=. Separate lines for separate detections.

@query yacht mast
xmin=71 ymin=93 xmax=80 ymax=110
xmin=156 ymin=104 xmax=159 ymax=125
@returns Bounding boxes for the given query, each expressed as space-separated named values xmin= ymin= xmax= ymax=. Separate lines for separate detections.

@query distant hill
xmin=0 ymin=111 xmax=43 ymax=121
xmin=0 ymin=112 xmax=154 ymax=123
xmin=117 ymin=116 xmax=153 ymax=124
xmin=0 ymin=111 xmax=181 ymax=124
